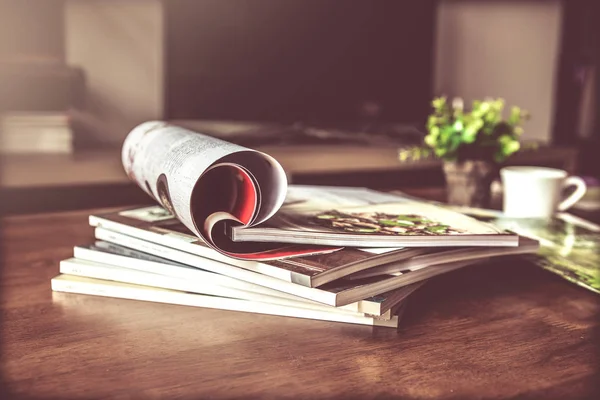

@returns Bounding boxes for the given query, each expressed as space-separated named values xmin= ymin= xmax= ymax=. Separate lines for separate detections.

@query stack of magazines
xmin=51 ymin=122 xmax=540 ymax=328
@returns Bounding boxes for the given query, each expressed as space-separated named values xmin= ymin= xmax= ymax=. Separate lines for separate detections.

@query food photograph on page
xmin=249 ymin=185 xmax=516 ymax=243
xmin=272 ymin=203 xmax=487 ymax=236
xmin=309 ymin=209 xmax=467 ymax=235
xmin=229 ymin=200 xmax=518 ymax=247
xmin=279 ymin=189 xmax=472 ymax=235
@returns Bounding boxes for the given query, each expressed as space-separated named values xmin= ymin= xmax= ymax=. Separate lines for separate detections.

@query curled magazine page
xmin=122 ymin=121 xmax=336 ymax=260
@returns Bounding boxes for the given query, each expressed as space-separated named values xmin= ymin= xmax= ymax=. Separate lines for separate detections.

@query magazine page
xmin=122 ymin=121 xmax=335 ymax=260
xmin=472 ymin=214 xmax=600 ymax=294
xmin=229 ymin=188 xmax=517 ymax=247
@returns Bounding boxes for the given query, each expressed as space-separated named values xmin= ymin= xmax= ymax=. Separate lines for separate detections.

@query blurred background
xmin=0 ymin=0 xmax=598 ymax=214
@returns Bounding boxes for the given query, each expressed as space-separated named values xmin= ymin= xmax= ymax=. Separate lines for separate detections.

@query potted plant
xmin=399 ymin=96 xmax=530 ymax=207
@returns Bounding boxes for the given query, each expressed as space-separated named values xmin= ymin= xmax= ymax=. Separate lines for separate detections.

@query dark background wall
xmin=165 ymin=0 xmax=436 ymax=126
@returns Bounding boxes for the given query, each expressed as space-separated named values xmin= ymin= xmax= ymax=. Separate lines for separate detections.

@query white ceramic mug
xmin=500 ymin=166 xmax=587 ymax=218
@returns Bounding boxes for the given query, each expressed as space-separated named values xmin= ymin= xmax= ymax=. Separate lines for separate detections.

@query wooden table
xmin=1 ymin=208 xmax=599 ymax=399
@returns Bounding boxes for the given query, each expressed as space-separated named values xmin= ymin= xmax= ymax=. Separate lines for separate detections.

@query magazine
xmin=229 ymin=199 xmax=516 ymax=247
xmin=91 ymin=223 xmax=477 ymax=309
xmin=345 ymin=236 xmax=539 ymax=279
xmin=390 ymin=190 xmax=599 ymax=294
xmin=463 ymin=212 xmax=600 ymax=294
xmin=51 ymin=275 xmax=401 ymax=328
xmin=90 ymin=206 xmax=504 ymax=293
xmin=59 ymin=257 xmax=396 ymax=319
xmin=121 ymin=121 xmax=517 ymax=261
xmin=91 ymin=207 xmax=435 ymax=287
xmin=73 ymin=241 xmax=420 ymax=317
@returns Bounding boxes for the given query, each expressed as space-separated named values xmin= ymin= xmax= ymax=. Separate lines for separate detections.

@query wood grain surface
xmin=1 ymin=207 xmax=599 ymax=399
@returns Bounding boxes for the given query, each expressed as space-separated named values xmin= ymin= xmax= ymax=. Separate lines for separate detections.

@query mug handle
xmin=557 ymin=176 xmax=587 ymax=211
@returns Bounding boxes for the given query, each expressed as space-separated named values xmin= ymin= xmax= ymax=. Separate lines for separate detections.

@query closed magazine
xmin=51 ymin=274 xmax=400 ymax=328
xmin=92 ymin=225 xmax=470 ymax=311
xmin=59 ymin=257 xmax=395 ymax=319
xmin=73 ymin=242 xmax=411 ymax=317
xmin=346 ymin=236 xmax=539 ymax=279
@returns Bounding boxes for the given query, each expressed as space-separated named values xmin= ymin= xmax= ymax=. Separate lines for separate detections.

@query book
xmin=119 ymin=121 xmax=517 ymax=260
xmin=59 ymin=257 xmax=395 ymax=319
xmin=92 ymin=224 xmax=480 ymax=309
xmin=51 ymin=274 xmax=401 ymax=328
xmin=0 ymin=111 xmax=73 ymax=153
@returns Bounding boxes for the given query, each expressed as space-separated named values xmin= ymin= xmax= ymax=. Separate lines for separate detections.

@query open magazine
xmin=458 ymin=209 xmax=600 ymax=295
xmin=122 ymin=122 xmax=517 ymax=261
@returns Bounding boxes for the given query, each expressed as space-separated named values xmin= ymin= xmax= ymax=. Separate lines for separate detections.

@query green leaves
xmin=432 ymin=96 xmax=447 ymax=111
xmin=398 ymin=146 xmax=432 ymax=162
xmin=508 ymin=106 xmax=521 ymax=125
xmin=493 ymin=134 xmax=521 ymax=162
xmin=414 ymin=96 xmax=530 ymax=163
xmin=399 ymin=96 xmax=529 ymax=164
xmin=508 ymin=106 xmax=530 ymax=127
xmin=378 ymin=219 xmax=414 ymax=227
xmin=396 ymin=216 xmax=426 ymax=222
xmin=505 ymin=140 xmax=520 ymax=154
xmin=498 ymin=134 xmax=521 ymax=156
xmin=461 ymin=120 xmax=481 ymax=143
xmin=424 ymin=134 xmax=437 ymax=147
xmin=426 ymin=225 xmax=450 ymax=233
xmin=435 ymin=147 xmax=448 ymax=157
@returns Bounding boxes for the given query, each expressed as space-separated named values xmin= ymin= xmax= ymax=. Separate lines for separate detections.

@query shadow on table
xmin=399 ymin=257 xmax=598 ymax=330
